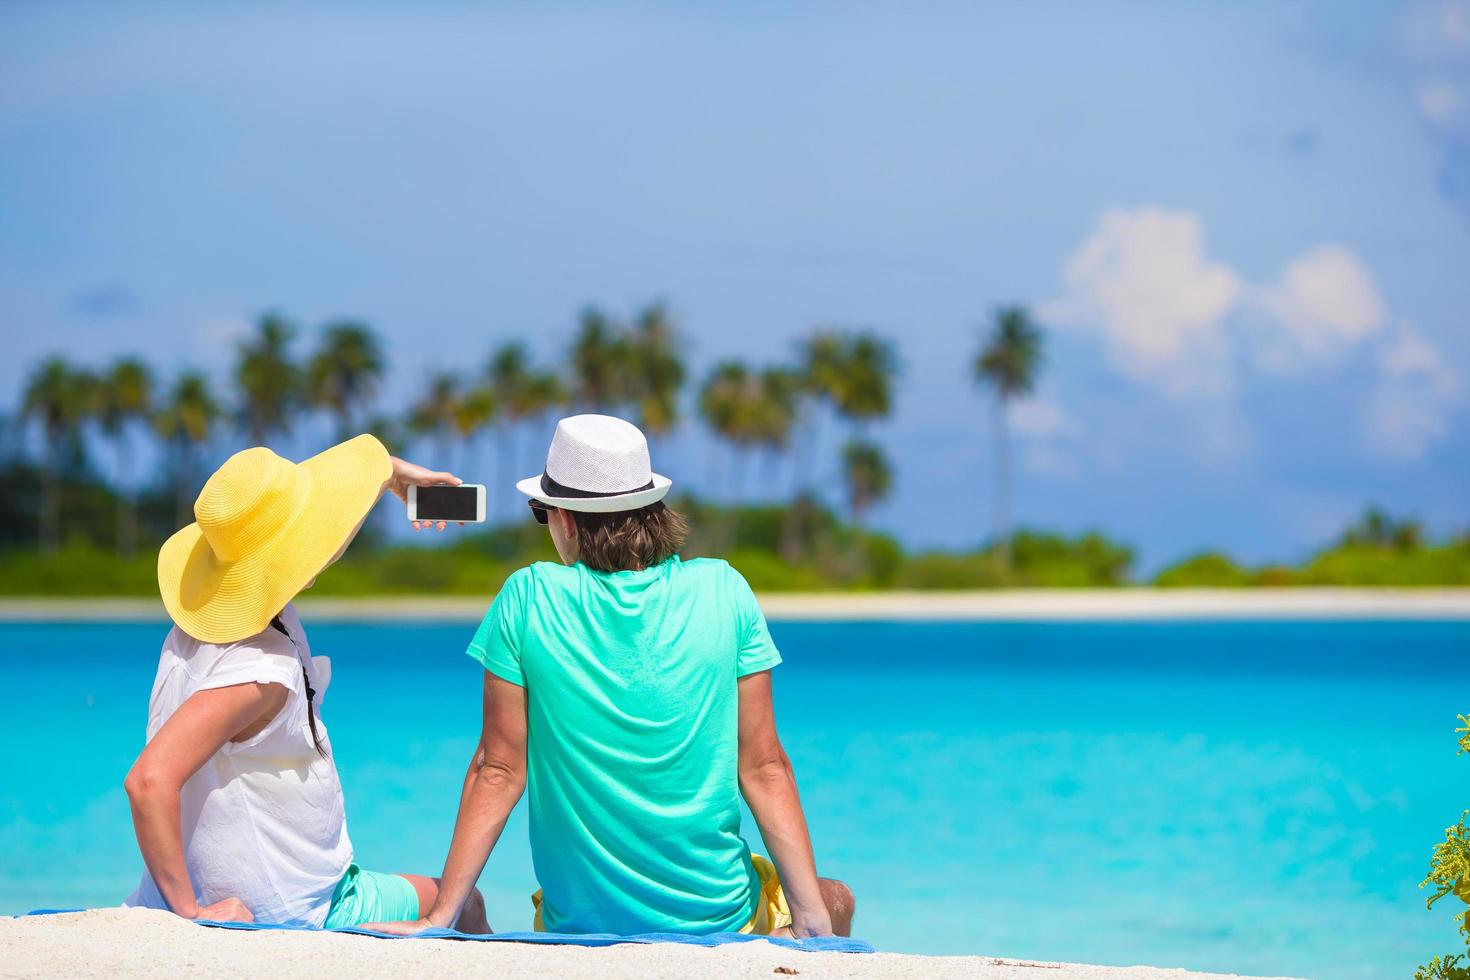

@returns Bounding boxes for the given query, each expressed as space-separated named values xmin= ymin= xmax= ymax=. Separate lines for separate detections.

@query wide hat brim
xmin=158 ymin=435 xmax=390 ymax=644
xmin=515 ymin=473 xmax=672 ymax=513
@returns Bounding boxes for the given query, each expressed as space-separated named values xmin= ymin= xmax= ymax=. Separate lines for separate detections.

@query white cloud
xmin=1418 ymin=79 xmax=1466 ymax=126
xmin=1042 ymin=207 xmax=1240 ymax=398
xmin=193 ymin=316 xmax=251 ymax=370
xmin=1364 ymin=323 xmax=1462 ymax=460
xmin=1009 ymin=397 xmax=1084 ymax=479
xmin=1251 ymin=245 xmax=1387 ymax=369
xmin=1022 ymin=445 xmax=1080 ymax=479
xmin=1046 ymin=207 xmax=1461 ymax=465
xmin=1403 ymin=1 xmax=1470 ymax=62
xmin=1402 ymin=3 xmax=1470 ymax=227
xmin=1009 ymin=397 xmax=1082 ymax=440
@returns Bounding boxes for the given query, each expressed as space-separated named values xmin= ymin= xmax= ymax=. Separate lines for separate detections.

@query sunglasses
xmin=528 ymin=500 xmax=559 ymax=525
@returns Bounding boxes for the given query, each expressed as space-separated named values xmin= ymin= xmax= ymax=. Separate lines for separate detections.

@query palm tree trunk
xmin=705 ymin=436 xmax=721 ymax=502
xmin=174 ymin=442 xmax=193 ymax=529
xmin=699 ymin=439 xmax=721 ymax=556
xmin=497 ymin=424 xmax=515 ymax=524
xmin=726 ymin=447 xmax=746 ymax=553
xmin=115 ymin=432 xmax=136 ymax=559
xmin=851 ymin=506 xmax=868 ymax=584
xmin=763 ymin=446 xmax=782 ymax=504
xmin=438 ymin=431 xmax=454 ymax=476
xmin=993 ymin=395 xmax=1011 ymax=574
xmin=39 ymin=445 xmax=60 ymax=554
xmin=781 ymin=409 xmax=820 ymax=563
xmin=516 ymin=421 xmax=533 ymax=492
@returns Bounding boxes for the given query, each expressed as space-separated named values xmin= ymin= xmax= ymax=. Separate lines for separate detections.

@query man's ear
xmin=554 ymin=507 xmax=577 ymax=539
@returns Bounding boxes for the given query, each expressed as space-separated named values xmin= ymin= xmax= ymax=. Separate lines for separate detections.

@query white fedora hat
xmin=516 ymin=414 xmax=672 ymax=513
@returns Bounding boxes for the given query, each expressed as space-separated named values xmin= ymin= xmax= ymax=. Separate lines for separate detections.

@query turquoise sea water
xmin=2 ymin=619 xmax=1467 ymax=978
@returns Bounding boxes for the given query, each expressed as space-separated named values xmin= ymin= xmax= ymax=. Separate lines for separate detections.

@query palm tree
xmin=833 ymin=331 xmax=896 ymax=430
xmin=306 ymin=321 xmax=385 ymax=442
xmin=235 ymin=313 xmax=301 ymax=448
xmin=362 ymin=412 xmax=408 ymax=455
xmin=21 ymin=356 xmax=95 ymax=552
xmin=569 ymin=306 xmax=632 ymax=412
xmin=520 ymin=369 xmax=570 ymax=479
xmin=974 ymin=305 xmax=1044 ymax=571
xmin=795 ymin=330 xmax=847 ymax=462
xmin=0 ymin=411 xmax=20 ymax=464
xmin=628 ymin=301 xmax=685 ymax=440
xmin=154 ymin=372 xmax=221 ymax=527
xmin=485 ymin=343 xmax=546 ymax=518
xmin=699 ymin=361 xmax=753 ymax=488
xmin=753 ymin=367 xmax=800 ymax=489
xmin=408 ymin=372 xmax=461 ymax=468
xmin=454 ymin=383 xmax=497 ymax=479
xmin=98 ymin=357 xmax=154 ymax=558
xmin=784 ymin=330 xmax=896 ymax=560
xmin=699 ymin=361 xmax=766 ymax=548
xmin=840 ymin=438 xmax=893 ymax=579
xmin=1342 ymin=506 xmax=1422 ymax=551
xmin=361 ymin=411 xmax=409 ymax=534
xmin=783 ymin=332 xmax=847 ymax=560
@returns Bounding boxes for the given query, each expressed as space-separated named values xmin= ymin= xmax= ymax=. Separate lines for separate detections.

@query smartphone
xmin=406 ymin=484 xmax=486 ymax=523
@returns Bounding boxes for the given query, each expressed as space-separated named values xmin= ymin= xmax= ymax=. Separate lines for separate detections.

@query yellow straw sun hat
xmin=158 ymin=434 xmax=392 ymax=644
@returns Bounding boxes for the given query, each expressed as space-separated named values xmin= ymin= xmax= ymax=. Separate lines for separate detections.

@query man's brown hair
xmin=571 ymin=501 xmax=689 ymax=572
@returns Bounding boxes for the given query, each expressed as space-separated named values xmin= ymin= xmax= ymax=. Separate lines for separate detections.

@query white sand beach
xmin=1 ymin=587 xmax=1468 ymax=623
xmin=1 ymin=909 xmax=1298 ymax=980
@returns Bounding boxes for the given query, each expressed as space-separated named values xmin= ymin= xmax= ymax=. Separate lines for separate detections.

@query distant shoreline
xmin=1 ymin=588 xmax=1468 ymax=623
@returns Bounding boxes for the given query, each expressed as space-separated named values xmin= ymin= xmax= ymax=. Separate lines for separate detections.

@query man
xmin=373 ymin=414 xmax=853 ymax=937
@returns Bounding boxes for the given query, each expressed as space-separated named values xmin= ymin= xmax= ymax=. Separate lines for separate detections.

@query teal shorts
xmin=322 ymin=863 xmax=420 ymax=929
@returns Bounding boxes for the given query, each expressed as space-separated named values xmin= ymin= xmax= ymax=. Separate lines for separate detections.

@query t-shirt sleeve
xmin=467 ymin=566 xmax=532 ymax=687
xmin=730 ymin=564 xmax=782 ymax=676
xmin=197 ymin=633 xmax=300 ymax=693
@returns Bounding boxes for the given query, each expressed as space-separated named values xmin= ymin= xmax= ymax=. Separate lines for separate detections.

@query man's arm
xmin=370 ymin=672 xmax=528 ymax=934
xmin=737 ymin=669 xmax=833 ymax=938
xmin=124 ymin=682 xmax=288 ymax=922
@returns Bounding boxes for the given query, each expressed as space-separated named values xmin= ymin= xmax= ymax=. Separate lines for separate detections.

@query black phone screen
xmin=414 ymin=485 xmax=479 ymax=521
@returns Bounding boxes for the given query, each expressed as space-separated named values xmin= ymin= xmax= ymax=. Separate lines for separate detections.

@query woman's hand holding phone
xmin=385 ymin=456 xmax=464 ymax=531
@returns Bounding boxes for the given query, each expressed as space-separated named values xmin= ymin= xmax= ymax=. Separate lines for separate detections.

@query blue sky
xmin=1 ymin=1 xmax=1467 ymax=571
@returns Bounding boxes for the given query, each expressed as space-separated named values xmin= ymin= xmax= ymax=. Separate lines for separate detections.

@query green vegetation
xmin=1154 ymin=509 xmax=1470 ymax=587
xmin=1417 ymin=718 xmax=1470 ymax=980
xmin=2 ymin=306 xmax=1464 ymax=594
xmin=5 ymin=474 xmax=1462 ymax=595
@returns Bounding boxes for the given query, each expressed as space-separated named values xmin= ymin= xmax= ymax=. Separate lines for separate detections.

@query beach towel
xmin=23 ymin=910 xmax=874 ymax=953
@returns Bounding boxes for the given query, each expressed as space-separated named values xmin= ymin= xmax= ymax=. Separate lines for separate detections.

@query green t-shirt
xmin=467 ymin=555 xmax=782 ymax=934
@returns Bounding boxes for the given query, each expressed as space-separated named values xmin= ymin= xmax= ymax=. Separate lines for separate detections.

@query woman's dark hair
xmin=571 ymin=501 xmax=689 ymax=572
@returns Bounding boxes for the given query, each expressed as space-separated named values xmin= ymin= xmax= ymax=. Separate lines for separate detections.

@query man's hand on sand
xmin=385 ymin=456 xmax=464 ymax=532
xmin=786 ymin=914 xmax=835 ymax=939
xmin=191 ymin=897 xmax=253 ymax=923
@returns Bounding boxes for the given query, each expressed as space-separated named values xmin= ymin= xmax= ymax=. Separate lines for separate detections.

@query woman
xmin=122 ymin=434 xmax=488 ymax=931
xmin=372 ymin=415 xmax=854 ymax=938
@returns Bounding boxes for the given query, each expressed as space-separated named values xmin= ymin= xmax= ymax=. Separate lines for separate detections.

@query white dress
xmin=123 ymin=604 xmax=354 ymax=926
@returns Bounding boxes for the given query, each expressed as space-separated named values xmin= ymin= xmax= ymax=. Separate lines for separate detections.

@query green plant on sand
xmin=1416 ymin=717 xmax=1470 ymax=979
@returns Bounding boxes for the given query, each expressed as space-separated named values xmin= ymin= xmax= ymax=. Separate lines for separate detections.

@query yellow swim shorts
xmin=531 ymin=854 xmax=793 ymax=935
xmin=738 ymin=854 xmax=794 ymax=935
